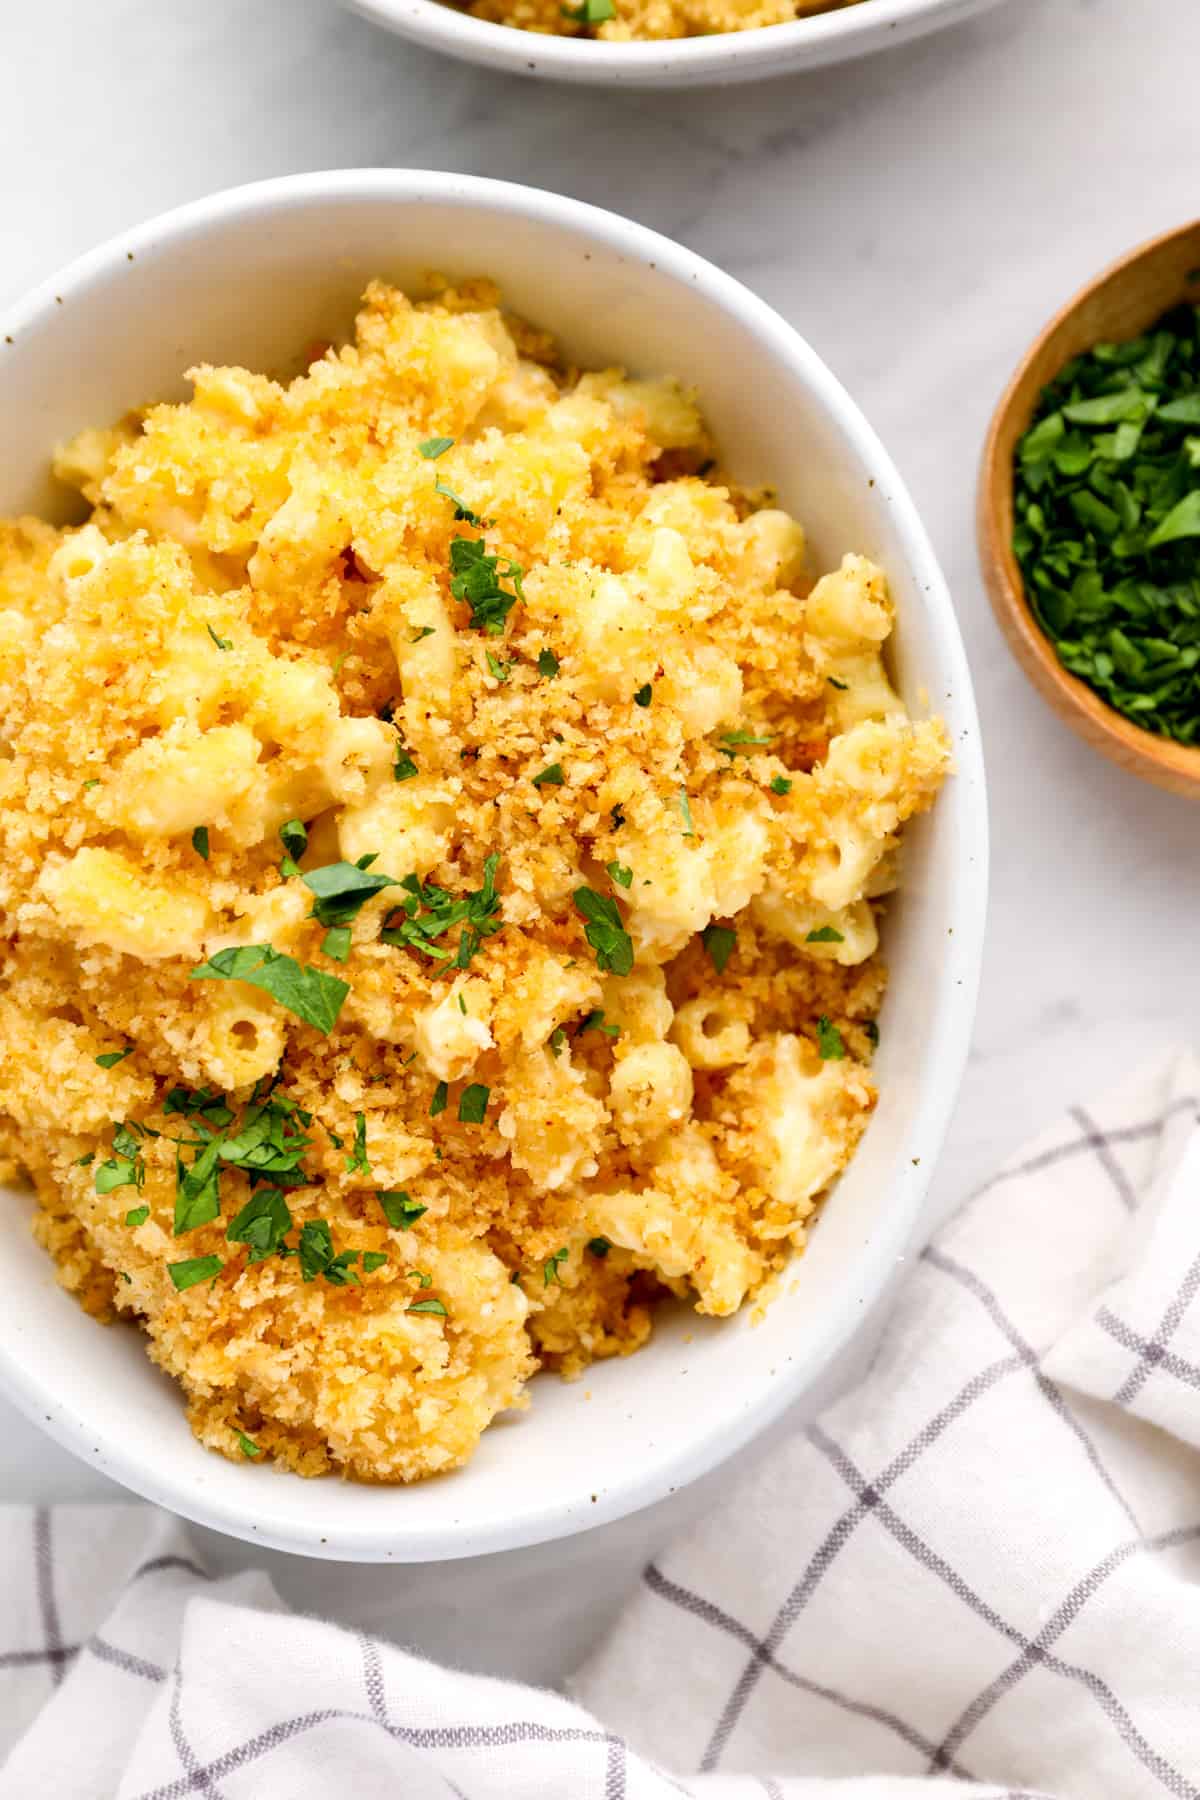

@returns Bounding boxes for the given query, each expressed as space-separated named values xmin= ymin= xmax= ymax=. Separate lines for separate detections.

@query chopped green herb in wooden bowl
xmin=980 ymin=219 xmax=1200 ymax=797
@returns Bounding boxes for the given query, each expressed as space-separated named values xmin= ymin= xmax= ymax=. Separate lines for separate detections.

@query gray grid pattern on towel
xmin=576 ymin=1055 xmax=1200 ymax=1799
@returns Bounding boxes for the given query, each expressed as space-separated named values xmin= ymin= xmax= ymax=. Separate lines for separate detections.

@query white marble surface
xmin=2 ymin=0 xmax=1199 ymax=1687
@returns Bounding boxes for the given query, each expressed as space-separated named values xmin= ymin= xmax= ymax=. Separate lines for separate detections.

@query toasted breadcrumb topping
xmin=0 ymin=279 xmax=948 ymax=1482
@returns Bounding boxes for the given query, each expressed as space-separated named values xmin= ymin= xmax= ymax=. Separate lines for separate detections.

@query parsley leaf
xmin=393 ymin=742 xmax=418 ymax=783
xmin=435 ymin=476 xmax=483 ymax=526
xmin=538 ymin=648 xmax=560 ymax=679
xmin=587 ymin=1236 xmax=611 ymax=1257
xmin=380 ymin=855 xmax=502 ymax=970
xmin=633 ymin=682 xmax=652 ymax=707
xmin=457 ymin=1083 xmax=490 ymax=1124
xmin=226 ymin=1188 xmax=293 ymax=1263
xmin=294 ymin=1219 xmax=360 ymax=1287
xmin=864 ymin=1020 xmax=880 ymax=1047
xmin=408 ymin=1296 xmax=448 ymax=1316
xmin=606 ymin=860 xmax=633 ymax=889
xmin=701 ymin=924 xmax=736 ymax=973
xmin=486 ymin=651 xmax=511 ymax=683
xmin=322 ymin=925 xmax=352 ymax=962
xmin=125 ymin=1205 xmax=149 ymax=1227
xmin=302 ymin=861 xmax=396 ymax=930
xmin=578 ymin=1009 xmax=619 ymax=1038
xmin=816 ymin=1015 xmax=846 ymax=1060
xmin=544 ymin=1246 xmax=569 ymax=1285
xmin=189 ymin=944 xmax=349 ymax=1035
xmin=548 ymin=1027 xmax=567 ymax=1057
xmin=573 ymin=887 xmax=634 ymax=976
xmin=94 ymin=1121 xmax=145 ymax=1195
xmin=419 ymin=435 xmax=455 ymax=459
xmin=279 ymin=818 xmax=308 ymax=879
xmin=677 ymin=788 xmax=696 ymax=837
xmin=449 ymin=535 xmax=525 ymax=635
xmin=236 ymin=1431 xmax=262 ymax=1458
xmin=192 ymin=826 xmax=210 ymax=861
xmin=718 ymin=730 xmax=773 ymax=757
xmin=770 ymin=775 xmax=793 ymax=795
xmin=164 ymin=1086 xmax=233 ymax=1129
xmin=563 ymin=0 xmax=615 ymax=18
xmin=430 ymin=1081 xmax=448 ymax=1118
xmin=207 ymin=625 xmax=232 ymax=651
xmin=362 ymin=1251 xmax=388 ymax=1273
xmin=377 ymin=1190 xmax=427 ymax=1230
xmin=95 ymin=1047 xmax=132 ymax=1069
xmin=168 ymin=1255 xmax=222 ymax=1291
xmin=345 ymin=1111 xmax=370 ymax=1176
xmin=173 ymin=1137 xmax=225 ymax=1236
xmin=532 ymin=762 xmax=564 ymax=787
xmin=806 ymin=925 xmax=845 ymax=944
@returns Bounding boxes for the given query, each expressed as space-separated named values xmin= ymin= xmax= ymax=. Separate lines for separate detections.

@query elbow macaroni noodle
xmin=0 ymin=279 xmax=948 ymax=1482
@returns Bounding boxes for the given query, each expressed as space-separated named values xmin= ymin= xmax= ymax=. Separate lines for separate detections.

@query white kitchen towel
xmin=4 ymin=1053 xmax=1200 ymax=1799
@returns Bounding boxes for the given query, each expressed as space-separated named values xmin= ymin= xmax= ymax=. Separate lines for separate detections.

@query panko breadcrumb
xmin=0 ymin=278 xmax=948 ymax=1484
xmin=466 ymin=0 xmax=864 ymax=41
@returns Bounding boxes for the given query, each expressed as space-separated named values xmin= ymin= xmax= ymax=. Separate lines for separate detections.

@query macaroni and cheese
xmin=0 ymin=279 xmax=948 ymax=1482
xmin=463 ymin=0 xmax=864 ymax=43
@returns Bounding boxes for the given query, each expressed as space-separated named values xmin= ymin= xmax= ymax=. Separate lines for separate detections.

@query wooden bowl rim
xmin=978 ymin=217 xmax=1200 ymax=794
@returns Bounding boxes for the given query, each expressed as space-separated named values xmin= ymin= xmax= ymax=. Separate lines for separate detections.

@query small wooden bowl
xmin=978 ymin=220 xmax=1200 ymax=798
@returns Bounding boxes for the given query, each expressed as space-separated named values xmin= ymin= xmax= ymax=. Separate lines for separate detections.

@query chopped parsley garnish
xmin=816 ymin=1016 xmax=846 ymax=1060
xmin=74 ymin=1152 xmax=95 ymax=1167
xmin=486 ymin=651 xmax=511 ymax=683
xmin=173 ymin=1137 xmax=224 ymax=1235
xmin=393 ymin=741 xmax=418 ymax=782
xmin=430 ymin=1081 xmax=449 ymax=1118
xmin=610 ymin=804 xmax=626 ymax=830
xmin=410 ymin=626 xmax=436 ymax=643
xmin=206 ymin=625 xmax=232 ymax=651
xmin=770 ymin=775 xmax=793 ymax=795
xmin=578 ymin=1010 xmax=619 ymax=1038
xmin=548 ymin=1027 xmax=567 ymax=1057
xmin=864 ymin=1020 xmax=880 ymax=1047
xmin=226 ymin=1188 xmax=292 ymax=1262
xmin=380 ymin=854 xmax=502 ymax=971
xmin=543 ymin=1246 xmax=569 ymax=1286
xmin=82 ymin=778 xmax=100 ymax=790
xmin=633 ymin=682 xmax=652 ymax=707
xmin=190 ymin=944 xmax=349 ymax=1035
xmin=677 ymin=788 xmax=696 ymax=837
xmin=827 ymin=676 xmax=849 ymax=690
xmin=606 ymin=860 xmax=633 ymax=889
xmin=362 ymin=1251 xmax=388 ymax=1273
xmin=806 ymin=925 xmax=845 ymax=944
xmin=236 ymin=1431 xmax=262 ymax=1459
xmin=408 ymin=1296 xmax=448 ymax=1317
xmin=434 ymin=475 xmax=483 ymax=525
xmin=563 ymin=0 xmax=615 ymax=19
xmin=378 ymin=1190 xmax=427 ymax=1230
xmin=532 ymin=762 xmax=564 ymax=787
xmin=294 ymin=1219 xmax=360 ymax=1287
xmin=457 ymin=1083 xmax=490 ymax=1124
xmin=587 ymin=1236 xmax=611 ymax=1257
xmin=163 ymin=1086 xmax=234 ymax=1129
xmin=321 ymin=926 xmax=352 ymax=963
xmin=449 ymin=535 xmax=525 ymax=635
xmin=168 ymin=1255 xmax=222 ymax=1292
xmin=538 ymin=648 xmax=560 ymax=679
xmin=94 ymin=1123 xmax=145 ymax=1195
xmin=192 ymin=826 xmax=210 ymax=861
xmin=407 ymin=1267 xmax=432 ymax=1288
xmin=1013 ymin=304 xmax=1200 ymax=742
xmin=718 ymin=730 xmax=773 ymax=757
xmin=701 ymin=923 xmax=736 ymax=973
xmin=95 ymin=1047 xmax=132 ymax=1069
xmin=124 ymin=1205 xmax=149 ymax=1228
xmin=345 ymin=1111 xmax=370 ymax=1176
xmin=419 ymin=435 xmax=455 ymax=459
xmin=219 ymin=1093 xmax=314 ymax=1186
xmin=302 ymin=860 xmax=397 ymax=931
xmin=573 ymin=887 xmax=634 ymax=976
xmin=279 ymin=818 xmax=308 ymax=879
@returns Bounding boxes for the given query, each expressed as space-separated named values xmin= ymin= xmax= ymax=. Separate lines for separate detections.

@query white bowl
xmin=343 ymin=0 xmax=1003 ymax=87
xmin=0 ymin=170 xmax=986 ymax=1562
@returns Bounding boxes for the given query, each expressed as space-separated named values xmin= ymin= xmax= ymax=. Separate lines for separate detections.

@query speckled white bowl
xmin=0 ymin=170 xmax=986 ymax=1561
xmin=342 ymin=0 xmax=1003 ymax=87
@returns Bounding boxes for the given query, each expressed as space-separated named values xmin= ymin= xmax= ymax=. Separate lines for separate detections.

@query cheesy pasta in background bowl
xmin=0 ymin=171 xmax=986 ymax=1560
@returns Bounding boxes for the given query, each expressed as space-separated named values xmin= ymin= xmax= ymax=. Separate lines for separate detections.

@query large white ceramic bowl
xmin=0 ymin=170 xmax=986 ymax=1562
xmin=343 ymin=0 xmax=1003 ymax=87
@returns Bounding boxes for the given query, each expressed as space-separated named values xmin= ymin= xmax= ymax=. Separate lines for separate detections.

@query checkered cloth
xmin=4 ymin=1054 xmax=1200 ymax=1799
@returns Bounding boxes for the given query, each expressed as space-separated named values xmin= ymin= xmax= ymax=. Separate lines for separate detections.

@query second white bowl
xmin=0 ymin=170 xmax=986 ymax=1561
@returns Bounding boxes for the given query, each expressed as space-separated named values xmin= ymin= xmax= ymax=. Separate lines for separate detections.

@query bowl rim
xmin=978 ymin=216 xmax=1200 ymax=798
xmin=339 ymin=0 xmax=996 ymax=85
xmin=0 ymin=169 xmax=988 ymax=1560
